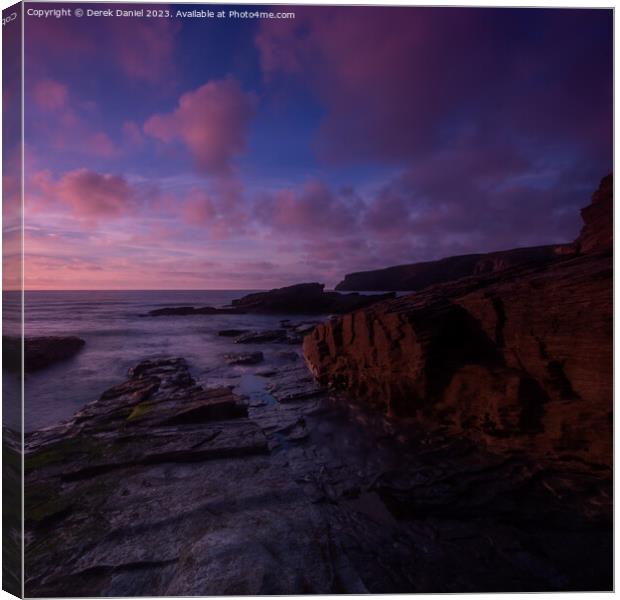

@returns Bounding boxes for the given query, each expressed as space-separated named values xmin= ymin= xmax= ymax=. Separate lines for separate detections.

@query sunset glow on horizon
xmin=16 ymin=5 xmax=612 ymax=290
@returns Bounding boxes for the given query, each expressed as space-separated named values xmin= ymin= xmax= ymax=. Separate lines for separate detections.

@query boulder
xmin=3 ymin=336 xmax=85 ymax=372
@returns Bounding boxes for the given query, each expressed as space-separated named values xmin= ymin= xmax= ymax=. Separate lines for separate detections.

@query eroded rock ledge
xmin=25 ymin=356 xmax=612 ymax=595
xmin=304 ymin=175 xmax=612 ymax=467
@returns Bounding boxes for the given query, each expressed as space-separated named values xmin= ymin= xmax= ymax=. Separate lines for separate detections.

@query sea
xmin=5 ymin=290 xmax=334 ymax=432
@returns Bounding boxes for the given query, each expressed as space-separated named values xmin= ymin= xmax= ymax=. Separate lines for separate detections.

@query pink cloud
xmin=179 ymin=181 xmax=249 ymax=240
xmin=144 ymin=78 xmax=257 ymax=175
xmin=256 ymin=180 xmax=361 ymax=233
xmin=86 ymin=132 xmax=117 ymax=158
xmin=56 ymin=169 xmax=136 ymax=219
xmin=182 ymin=189 xmax=217 ymax=224
xmin=33 ymin=79 xmax=68 ymax=111
xmin=28 ymin=92 xmax=119 ymax=159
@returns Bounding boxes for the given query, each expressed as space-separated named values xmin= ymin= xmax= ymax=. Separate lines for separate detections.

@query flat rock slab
xmin=25 ymin=357 xmax=612 ymax=595
xmin=26 ymin=455 xmax=334 ymax=597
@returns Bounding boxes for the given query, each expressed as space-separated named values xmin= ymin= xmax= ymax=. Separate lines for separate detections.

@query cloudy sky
xmin=22 ymin=4 xmax=612 ymax=289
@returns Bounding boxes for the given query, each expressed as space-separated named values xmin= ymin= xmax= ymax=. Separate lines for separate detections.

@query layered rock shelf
xmin=305 ymin=175 xmax=613 ymax=467
xmin=25 ymin=354 xmax=612 ymax=594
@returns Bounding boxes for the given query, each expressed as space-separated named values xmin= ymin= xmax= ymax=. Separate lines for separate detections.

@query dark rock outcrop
xmin=231 ymin=283 xmax=395 ymax=314
xmin=233 ymin=329 xmax=304 ymax=345
xmin=148 ymin=306 xmax=243 ymax=317
xmin=224 ymin=351 xmax=264 ymax=365
xmin=335 ymin=245 xmax=571 ymax=292
xmin=3 ymin=336 xmax=85 ymax=372
xmin=218 ymin=329 xmax=249 ymax=337
xmin=305 ymin=175 xmax=612 ymax=468
xmin=575 ymin=173 xmax=612 ymax=254
xmin=147 ymin=284 xmax=394 ymax=317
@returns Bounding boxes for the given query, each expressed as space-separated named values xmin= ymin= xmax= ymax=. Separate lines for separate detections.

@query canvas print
xmin=1 ymin=2 xmax=613 ymax=596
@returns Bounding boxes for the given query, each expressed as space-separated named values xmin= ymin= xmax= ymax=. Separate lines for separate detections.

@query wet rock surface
xmin=25 ymin=354 xmax=612 ymax=595
xmin=3 ymin=335 xmax=86 ymax=373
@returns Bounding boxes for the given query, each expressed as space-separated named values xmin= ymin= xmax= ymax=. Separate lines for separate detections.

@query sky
xmin=19 ymin=4 xmax=612 ymax=290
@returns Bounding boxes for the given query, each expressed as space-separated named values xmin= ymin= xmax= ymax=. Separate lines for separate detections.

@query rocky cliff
xmin=576 ymin=173 xmax=613 ymax=253
xmin=335 ymin=244 xmax=571 ymax=292
xmin=305 ymin=175 xmax=612 ymax=467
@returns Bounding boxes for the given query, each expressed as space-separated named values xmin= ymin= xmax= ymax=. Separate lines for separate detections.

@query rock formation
xmin=231 ymin=283 xmax=395 ymax=314
xmin=3 ymin=336 xmax=85 ymax=372
xmin=25 ymin=354 xmax=612 ymax=594
xmin=575 ymin=173 xmax=613 ymax=253
xmin=335 ymin=245 xmax=571 ymax=292
xmin=147 ymin=306 xmax=242 ymax=316
xmin=305 ymin=174 xmax=612 ymax=467
xmin=147 ymin=283 xmax=394 ymax=317
xmin=224 ymin=351 xmax=264 ymax=365
xmin=23 ymin=175 xmax=613 ymax=594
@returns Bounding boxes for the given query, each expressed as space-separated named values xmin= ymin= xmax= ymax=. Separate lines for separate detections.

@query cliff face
xmin=304 ymin=175 xmax=612 ymax=466
xmin=576 ymin=173 xmax=613 ymax=254
xmin=335 ymin=245 xmax=569 ymax=291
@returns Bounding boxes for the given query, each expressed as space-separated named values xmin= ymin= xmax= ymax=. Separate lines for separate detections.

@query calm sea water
xmin=7 ymin=290 xmax=327 ymax=432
